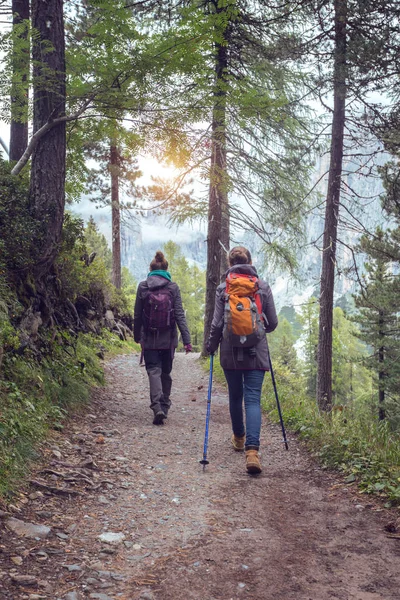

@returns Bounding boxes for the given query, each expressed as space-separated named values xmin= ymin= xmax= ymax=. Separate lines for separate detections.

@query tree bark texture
xmin=9 ymin=0 xmax=30 ymax=162
xmin=29 ymin=0 xmax=66 ymax=274
xmin=316 ymin=0 xmax=347 ymax=411
xmin=110 ymin=144 xmax=122 ymax=290
xmin=202 ymin=4 xmax=230 ymax=354
xmin=217 ymin=22 xmax=230 ymax=278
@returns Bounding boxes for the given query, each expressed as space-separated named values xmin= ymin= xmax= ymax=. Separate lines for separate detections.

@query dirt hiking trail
xmin=1 ymin=353 xmax=399 ymax=600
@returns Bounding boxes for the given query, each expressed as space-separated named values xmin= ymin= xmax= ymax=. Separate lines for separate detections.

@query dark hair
xmin=228 ymin=246 xmax=252 ymax=266
xmin=150 ymin=250 xmax=168 ymax=271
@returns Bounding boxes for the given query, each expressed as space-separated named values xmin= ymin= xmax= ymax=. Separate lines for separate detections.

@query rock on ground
xmin=0 ymin=353 xmax=399 ymax=600
xmin=5 ymin=517 xmax=51 ymax=539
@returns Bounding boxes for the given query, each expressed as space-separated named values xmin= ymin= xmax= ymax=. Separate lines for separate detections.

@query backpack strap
xmin=255 ymin=291 xmax=262 ymax=315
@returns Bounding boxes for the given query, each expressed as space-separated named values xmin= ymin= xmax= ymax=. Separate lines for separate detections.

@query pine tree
xmin=316 ymin=0 xmax=348 ymax=412
xmin=353 ymin=114 xmax=400 ymax=425
xmin=110 ymin=142 xmax=122 ymax=290
xmin=304 ymin=0 xmax=400 ymax=411
xmin=268 ymin=318 xmax=298 ymax=373
xmin=299 ymin=298 xmax=319 ymax=398
xmin=83 ymin=130 xmax=142 ymax=288
xmin=331 ymin=307 xmax=370 ymax=406
xmin=353 ymin=228 xmax=399 ymax=421
xmin=185 ymin=0 xmax=315 ymax=354
xmin=84 ymin=217 xmax=112 ymax=273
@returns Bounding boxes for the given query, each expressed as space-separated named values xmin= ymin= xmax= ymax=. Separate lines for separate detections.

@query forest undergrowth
xmin=0 ymin=162 xmax=141 ymax=498
xmin=0 ymin=327 xmax=138 ymax=498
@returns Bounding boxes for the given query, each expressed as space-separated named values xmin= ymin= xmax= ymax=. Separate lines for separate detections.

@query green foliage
xmin=278 ymin=305 xmax=303 ymax=339
xmin=82 ymin=124 xmax=143 ymax=211
xmin=84 ymin=216 xmax=112 ymax=272
xmin=268 ymin=317 xmax=298 ymax=373
xmin=97 ymin=327 xmax=141 ymax=356
xmin=63 ymin=2 xmax=150 ymax=205
xmin=0 ymin=329 xmax=129 ymax=497
xmin=298 ymin=297 xmax=319 ymax=397
xmin=264 ymin=299 xmax=398 ymax=504
xmin=66 ymin=134 xmax=90 ymax=204
xmin=56 ymin=213 xmax=133 ymax=317
xmin=332 ymin=307 xmax=372 ymax=406
xmin=0 ymin=161 xmax=35 ymax=350
xmin=0 ymin=159 xmax=39 ymax=271
xmin=163 ymin=240 xmax=205 ymax=351
xmin=56 ymin=213 xmax=97 ymax=300
xmin=292 ymin=302 xmax=372 ymax=408
xmin=121 ymin=266 xmax=137 ymax=310
xmin=0 ymin=301 xmax=20 ymax=351
xmin=262 ymin=363 xmax=400 ymax=506
xmin=0 ymin=16 xmax=30 ymax=125
xmin=353 ymin=224 xmax=400 ymax=428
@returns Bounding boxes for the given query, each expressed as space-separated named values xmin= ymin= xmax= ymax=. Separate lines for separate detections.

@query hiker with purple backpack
xmin=134 ymin=251 xmax=192 ymax=425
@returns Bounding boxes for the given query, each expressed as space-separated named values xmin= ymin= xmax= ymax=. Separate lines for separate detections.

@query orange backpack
xmin=223 ymin=273 xmax=265 ymax=347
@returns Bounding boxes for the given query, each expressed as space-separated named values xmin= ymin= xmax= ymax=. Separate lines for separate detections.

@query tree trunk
xmin=111 ymin=144 xmax=122 ymax=290
xmin=9 ymin=0 xmax=29 ymax=162
xmin=316 ymin=0 xmax=347 ymax=412
xmin=220 ymin=199 xmax=230 ymax=276
xmin=29 ymin=0 xmax=66 ymax=275
xmin=202 ymin=5 xmax=229 ymax=354
xmin=217 ymin=22 xmax=229 ymax=279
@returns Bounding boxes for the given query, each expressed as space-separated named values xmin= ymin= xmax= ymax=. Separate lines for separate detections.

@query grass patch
xmin=202 ymin=353 xmax=225 ymax=384
xmin=100 ymin=330 xmax=141 ymax=357
xmin=262 ymin=361 xmax=400 ymax=507
xmin=0 ymin=330 xmax=137 ymax=498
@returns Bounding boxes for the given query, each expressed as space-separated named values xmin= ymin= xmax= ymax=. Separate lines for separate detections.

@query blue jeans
xmin=224 ymin=369 xmax=265 ymax=449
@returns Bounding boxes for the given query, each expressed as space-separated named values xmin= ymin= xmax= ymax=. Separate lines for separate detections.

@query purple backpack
xmin=143 ymin=289 xmax=175 ymax=332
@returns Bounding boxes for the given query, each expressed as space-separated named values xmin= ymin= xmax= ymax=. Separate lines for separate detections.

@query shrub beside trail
xmin=0 ymin=161 xmax=139 ymax=498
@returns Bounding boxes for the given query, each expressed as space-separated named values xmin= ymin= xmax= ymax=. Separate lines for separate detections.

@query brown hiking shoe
xmin=231 ymin=434 xmax=245 ymax=452
xmin=245 ymin=449 xmax=262 ymax=474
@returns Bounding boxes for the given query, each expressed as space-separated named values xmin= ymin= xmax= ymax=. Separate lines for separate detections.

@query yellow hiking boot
xmin=245 ymin=449 xmax=262 ymax=474
xmin=231 ymin=434 xmax=245 ymax=451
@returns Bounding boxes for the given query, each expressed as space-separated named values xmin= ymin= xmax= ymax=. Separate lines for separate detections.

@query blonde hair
xmin=228 ymin=246 xmax=252 ymax=266
xmin=150 ymin=250 xmax=168 ymax=271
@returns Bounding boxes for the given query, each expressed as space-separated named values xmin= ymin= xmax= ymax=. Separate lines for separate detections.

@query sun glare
xmin=139 ymin=156 xmax=178 ymax=184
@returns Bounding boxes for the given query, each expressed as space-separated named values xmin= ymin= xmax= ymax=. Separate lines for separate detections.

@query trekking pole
xmin=268 ymin=352 xmax=289 ymax=451
xmin=199 ymin=353 xmax=214 ymax=470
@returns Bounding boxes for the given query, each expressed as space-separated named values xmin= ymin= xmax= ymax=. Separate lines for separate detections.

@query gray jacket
xmin=133 ymin=275 xmax=191 ymax=350
xmin=207 ymin=265 xmax=278 ymax=370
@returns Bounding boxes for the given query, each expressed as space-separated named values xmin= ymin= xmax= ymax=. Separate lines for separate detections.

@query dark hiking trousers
xmin=143 ymin=349 xmax=173 ymax=415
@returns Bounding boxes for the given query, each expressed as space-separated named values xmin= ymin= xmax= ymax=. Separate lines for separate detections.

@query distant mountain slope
xmin=72 ymin=153 xmax=388 ymax=309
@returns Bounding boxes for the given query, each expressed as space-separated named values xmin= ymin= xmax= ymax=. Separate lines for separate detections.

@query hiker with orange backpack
xmin=134 ymin=251 xmax=192 ymax=425
xmin=206 ymin=246 xmax=278 ymax=474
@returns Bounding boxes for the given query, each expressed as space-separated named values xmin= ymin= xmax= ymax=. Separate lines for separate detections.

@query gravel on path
xmin=0 ymin=352 xmax=399 ymax=600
